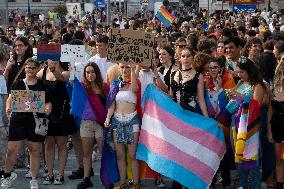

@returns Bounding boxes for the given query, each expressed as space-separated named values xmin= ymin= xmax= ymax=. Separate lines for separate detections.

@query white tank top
xmin=116 ymin=90 xmax=137 ymax=104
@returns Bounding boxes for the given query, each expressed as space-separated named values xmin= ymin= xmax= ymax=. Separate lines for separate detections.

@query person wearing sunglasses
xmin=5 ymin=26 xmax=16 ymax=42
xmin=1 ymin=58 xmax=52 ymax=189
xmin=174 ymin=37 xmax=187 ymax=67
xmin=4 ymin=36 xmax=33 ymax=92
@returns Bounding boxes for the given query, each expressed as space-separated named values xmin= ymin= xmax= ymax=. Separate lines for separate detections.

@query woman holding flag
xmin=225 ymin=57 xmax=266 ymax=189
xmin=169 ymin=47 xmax=208 ymax=189
xmin=105 ymin=61 xmax=141 ymax=189
xmin=69 ymin=62 xmax=109 ymax=189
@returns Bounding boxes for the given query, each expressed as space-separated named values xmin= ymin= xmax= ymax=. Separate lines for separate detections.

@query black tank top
xmin=171 ymin=70 xmax=200 ymax=112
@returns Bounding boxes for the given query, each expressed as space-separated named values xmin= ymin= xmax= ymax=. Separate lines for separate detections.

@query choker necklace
xmin=181 ymin=67 xmax=192 ymax=72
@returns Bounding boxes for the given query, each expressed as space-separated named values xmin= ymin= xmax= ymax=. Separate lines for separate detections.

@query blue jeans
xmin=237 ymin=164 xmax=261 ymax=189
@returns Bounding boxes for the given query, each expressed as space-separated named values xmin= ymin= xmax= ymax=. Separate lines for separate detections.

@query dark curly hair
xmin=193 ymin=52 xmax=211 ymax=74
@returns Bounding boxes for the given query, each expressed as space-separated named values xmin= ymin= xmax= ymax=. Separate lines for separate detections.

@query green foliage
xmin=53 ymin=4 xmax=68 ymax=17
xmin=163 ymin=0 xmax=170 ymax=7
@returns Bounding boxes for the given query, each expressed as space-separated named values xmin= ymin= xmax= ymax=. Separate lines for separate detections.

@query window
xmin=32 ymin=0 xmax=41 ymax=2
xmin=8 ymin=0 xmax=16 ymax=2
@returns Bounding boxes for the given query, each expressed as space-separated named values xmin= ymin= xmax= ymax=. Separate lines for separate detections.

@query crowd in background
xmin=0 ymin=5 xmax=284 ymax=189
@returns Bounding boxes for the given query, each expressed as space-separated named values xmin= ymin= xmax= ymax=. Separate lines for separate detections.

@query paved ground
xmin=7 ymin=148 xmax=240 ymax=189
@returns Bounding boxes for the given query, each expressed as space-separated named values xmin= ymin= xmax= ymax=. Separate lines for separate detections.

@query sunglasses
xmin=14 ymin=44 xmax=25 ymax=48
xmin=25 ymin=66 xmax=37 ymax=70
xmin=120 ymin=66 xmax=131 ymax=69
xmin=178 ymin=45 xmax=186 ymax=48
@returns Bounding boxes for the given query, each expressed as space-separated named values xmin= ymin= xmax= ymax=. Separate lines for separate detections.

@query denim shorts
xmin=110 ymin=111 xmax=140 ymax=144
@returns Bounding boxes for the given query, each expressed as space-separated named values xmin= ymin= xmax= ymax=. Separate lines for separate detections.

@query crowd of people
xmin=0 ymin=5 xmax=284 ymax=189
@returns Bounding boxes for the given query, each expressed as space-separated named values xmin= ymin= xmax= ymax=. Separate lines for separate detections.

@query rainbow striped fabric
xmin=137 ymin=85 xmax=226 ymax=189
xmin=146 ymin=21 xmax=155 ymax=32
xmin=155 ymin=6 xmax=175 ymax=28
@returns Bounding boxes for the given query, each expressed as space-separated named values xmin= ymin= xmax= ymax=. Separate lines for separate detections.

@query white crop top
xmin=116 ymin=90 xmax=137 ymax=104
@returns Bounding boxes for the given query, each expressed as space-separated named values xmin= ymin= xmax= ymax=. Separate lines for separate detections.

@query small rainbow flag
xmin=146 ymin=20 xmax=155 ymax=32
xmin=155 ymin=6 xmax=175 ymax=28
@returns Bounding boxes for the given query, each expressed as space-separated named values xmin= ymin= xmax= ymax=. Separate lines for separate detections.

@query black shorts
xmin=271 ymin=100 xmax=284 ymax=143
xmin=8 ymin=121 xmax=45 ymax=142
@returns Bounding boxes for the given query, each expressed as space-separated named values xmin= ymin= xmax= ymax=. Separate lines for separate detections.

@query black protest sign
xmin=108 ymin=29 xmax=155 ymax=66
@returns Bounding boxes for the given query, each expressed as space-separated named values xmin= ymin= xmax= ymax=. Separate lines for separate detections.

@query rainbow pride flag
xmin=146 ymin=20 xmax=155 ymax=32
xmin=136 ymin=85 xmax=226 ymax=189
xmin=155 ymin=6 xmax=175 ymax=28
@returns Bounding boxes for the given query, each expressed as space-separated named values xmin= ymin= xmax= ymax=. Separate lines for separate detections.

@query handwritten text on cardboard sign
xmin=108 ymin=29 xmax=155 ymax=65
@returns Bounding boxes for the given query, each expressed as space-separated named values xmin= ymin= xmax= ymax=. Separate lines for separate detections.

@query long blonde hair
xmin=273 ymin=53 xmax=284 ymax=95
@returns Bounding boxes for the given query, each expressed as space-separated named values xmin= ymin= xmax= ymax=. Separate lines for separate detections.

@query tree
xmin=163 ymin=0 xmax=170 ymax=7
xmin=53 ymin=4 xmax=68 ymax=18
xmin=53 ymin=4 xmax=68 ymax=29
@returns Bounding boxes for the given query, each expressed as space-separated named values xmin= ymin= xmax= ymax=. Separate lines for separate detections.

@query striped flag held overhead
xmin=155 ymin=6 xmax=175 ymax=28
xmin=136 ymin=85 xmax=226 ymax=189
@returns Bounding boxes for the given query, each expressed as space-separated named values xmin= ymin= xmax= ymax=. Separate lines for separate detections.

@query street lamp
xmin=28 ymin=0 xmax=31 ymax=16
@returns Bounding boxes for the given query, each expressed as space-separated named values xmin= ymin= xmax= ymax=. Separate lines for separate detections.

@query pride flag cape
xmin=137 ymin=85 xmax=226 ymax=189
xmin=67 ymin=78 xmax=106 ymax=126
xmin=155 ymin=6 xmax=175 ymax=28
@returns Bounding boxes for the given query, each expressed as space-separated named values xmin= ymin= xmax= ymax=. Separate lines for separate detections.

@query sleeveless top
xmin=171 ymin=70 xmax=200 ymax=112
xmin=42 ymin=67 xmax=70 ymax=123
xmin=159 ymin=65 xmax=173 ymax=90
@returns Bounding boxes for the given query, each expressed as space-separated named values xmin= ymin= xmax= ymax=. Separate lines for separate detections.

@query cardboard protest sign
xmin=60 ymin=45 xmax=85 ymax=62
xmin=108 ymin=29 xmax=155 ymax=66
xmin=37 ymin=44 xmax=61 ymax=61
xmin=11 ymin=90 xmax=45 ymax=113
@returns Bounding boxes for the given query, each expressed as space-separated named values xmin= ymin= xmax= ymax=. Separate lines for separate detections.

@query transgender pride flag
xmin=136 ymin=85 xmax=226 ymax=189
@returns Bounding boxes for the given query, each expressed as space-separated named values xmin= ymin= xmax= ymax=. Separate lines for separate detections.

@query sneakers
xmin=0 ymin=172 xmax=17 ymax=188
xmin=68 ymin=168 xmax=84 ymax=180
xmin=54 ymin=175 xmax=64 ymax=185
xmin=43 ymin=175 xmax=54 ymax=185
xmin=30 ymin=179 xmax=39 ymax=189
xmin=25 ymin=168 xmax=32 ymax=178
xmin=68 ymin=167 xmax=94 ymax=180
xmin=0 ymin=170 xmax=4 ymax=178
xmin=77 ymin=177 xmax=94 ymax=189
xmin=155 ymin=178 xmax=166 ymax=188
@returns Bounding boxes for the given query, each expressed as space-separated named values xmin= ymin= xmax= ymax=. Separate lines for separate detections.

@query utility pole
xmin=28 ymin=0 xmax=31 ymax=16
xmin=106 ymin=0 xmax=111 ymax=24
xmin=221 ymin=0 xmax=224 ymax=14
xmin=4 ymin=0 xmax=9 ymax=26
xmin=119 ymin=0 xmax=121 ymax=13
xmin=207 ymin=0 xmax=210 ymax=23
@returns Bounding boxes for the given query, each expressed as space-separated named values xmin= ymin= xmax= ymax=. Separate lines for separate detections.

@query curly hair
xmin=197 ymin=38 xmax=216 ymax=53
xmin=193 ymin=52 xmax=211 ymax=73
xmin=242 ymin=37 xmax=263 ymax=57
xmin=273 ymin=52 xmax=284 ymax=94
